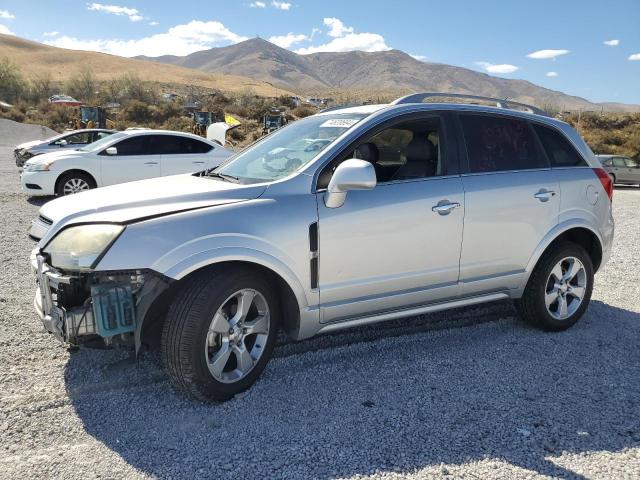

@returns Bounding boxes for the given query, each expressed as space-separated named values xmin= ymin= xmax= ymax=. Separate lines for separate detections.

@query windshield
xmin=79 ymin=132 xmax=127 ymax=152
xmin=215 ymin=113 xmax=368 ymax=183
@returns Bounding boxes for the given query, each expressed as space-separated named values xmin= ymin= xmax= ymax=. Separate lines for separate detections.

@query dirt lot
xmin=1 ymin=138 xmax=639 ymax=479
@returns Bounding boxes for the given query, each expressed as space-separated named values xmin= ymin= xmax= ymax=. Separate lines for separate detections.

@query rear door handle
xmin=192 ymin=161 xmax=205 ymax=164
xmin=144 ymin=161 xmax=159 ymax=165
xmin=432 ymin=201 xmax=461 ymax=215
xmin=534 ymin=189 xmax=556 ymax=202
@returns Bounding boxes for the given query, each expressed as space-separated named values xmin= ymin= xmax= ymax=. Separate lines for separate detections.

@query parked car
xmin=21 ymin=130 xmax=232 ymax=197
xmin=596 ymin=154 xmax=640 ymax=186
xmin=14 ymin=129 xmax=116 ymax=167
xmin=29 ymin=94 xmax=614 ymax=401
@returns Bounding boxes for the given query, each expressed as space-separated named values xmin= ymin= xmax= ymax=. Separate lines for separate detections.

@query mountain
xmin=0 ymin=34 xmax=291 ymax=97
xmin=138 ymin=38 xmax=639 ymax=112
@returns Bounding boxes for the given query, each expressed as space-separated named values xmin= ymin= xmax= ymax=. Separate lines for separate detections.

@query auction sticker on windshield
xmin=320 ymin=119 xmax=360 ymax=128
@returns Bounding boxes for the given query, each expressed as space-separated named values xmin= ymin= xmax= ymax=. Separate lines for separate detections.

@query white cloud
xmin=526 ymin=49 xmax=570 ymax=60
xmin=323 ymin=17 xmax=354 ymax=38
xmin=43 ymin=31 xmax=60 ymax=37
xmin=250 ymin=1 xmax=266 ymax=7
xmin=45 ymin=20 xmax=248 ymax=57
xmin=87 ymin=3 xmax=143 ymax=22
xmin=0 ymin=10 xmax=15 ymax=19
xmin=546 ymin=71 xmax=558 ymax=77
xmin=271 ymin=1 xmax=291 ymax=10
xmin=296 ymin=18 xmax=389 ymax=54
xmin=603 ymin=39 xmax=619 ymax=46
xmin=0 ymin=24 xmax=14 ymax=35
xmin=149 ymin=21 xmax=159 ymax=26
xmin=629 ymin=53 xmax=640 ymax=61
xmin=268 ymin=32 xmax=308 ymax=48
xmin=410 ymin=54 xmax=426 ymax=61
xmin=296 ymin=32 xmax=390 ymax=54
xmin=475 ymin=61 xmax=519 ymax=74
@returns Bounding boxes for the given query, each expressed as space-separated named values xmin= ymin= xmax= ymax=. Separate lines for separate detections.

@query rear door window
xmin=460 ymin=114 xmax=546 ymax=173
xmin=151 ymin=135 xmax=183 ymax=154
xmin=181 ymin=137 xmax=213 ymax=154
xmin=533 ymin=124 xmax=587 ymax=167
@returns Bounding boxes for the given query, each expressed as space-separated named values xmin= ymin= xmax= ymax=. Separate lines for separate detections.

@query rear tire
xmin=516 ymin=242 xmax=594 ymax=331
xmin=161 ymin=268 xmax=280 ymax=402
xmin=56 ymin=172 xmax=96 ymax=196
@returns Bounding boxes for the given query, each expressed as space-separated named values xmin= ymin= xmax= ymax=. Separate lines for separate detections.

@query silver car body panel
xmin=32 ymin=102 xmax=614 ymax=342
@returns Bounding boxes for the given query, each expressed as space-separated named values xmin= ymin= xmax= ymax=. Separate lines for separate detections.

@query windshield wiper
xmin=208 ymin=171 xmax=240 ymax=183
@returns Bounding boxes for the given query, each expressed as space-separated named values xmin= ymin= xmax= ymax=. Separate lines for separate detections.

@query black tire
xmin=55 ymin=171 xmax=96 ymax=196
xmin=609 ymin=173 xmax=616 ymax=185
xmin=161 ymin=268 xmax=280 ymax=402
xmin=515 ymin=242 xmax=594 ymax=331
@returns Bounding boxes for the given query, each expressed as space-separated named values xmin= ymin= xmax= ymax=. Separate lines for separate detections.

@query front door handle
xmin=534 ymin=189 xmax=556 ymax=202
xmin=144 ymin=161 xmax=159 ymax=165
xmin=192 ymin=161 xmax=205 ymax=164
xmin=432 ymin=201 xmax=461 ymax=215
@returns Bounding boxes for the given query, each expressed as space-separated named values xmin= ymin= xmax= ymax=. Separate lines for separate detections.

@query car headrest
xmin=354 ymin=142 xmax=379 ymax=164
xmin=406 ymin=136 xmax=435 ymax=163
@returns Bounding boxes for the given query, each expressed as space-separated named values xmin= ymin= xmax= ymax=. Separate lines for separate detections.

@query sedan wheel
xmin=63 ymin=177 xmax=91 ymax=195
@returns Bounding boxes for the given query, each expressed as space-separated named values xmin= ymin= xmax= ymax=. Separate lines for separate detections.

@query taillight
xmin=593 ymin=167 xmax=613 ymax=201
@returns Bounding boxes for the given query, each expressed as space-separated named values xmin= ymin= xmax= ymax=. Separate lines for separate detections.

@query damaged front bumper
xmin=31 ymin=250 xmax=169 ymax=348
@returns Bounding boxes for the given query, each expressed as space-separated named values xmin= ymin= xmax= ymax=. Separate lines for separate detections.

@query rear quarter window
xmin=533 ymin=124 xmax=587 ymax=167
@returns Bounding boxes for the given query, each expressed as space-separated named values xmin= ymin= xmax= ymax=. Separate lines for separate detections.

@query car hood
xmin=38 ymin=174 xmax=268 ymax=243
xmin=24 ymin=149 xmax=85 ymax=166
xmin=15 ymin=139 xmax=45 ymax=150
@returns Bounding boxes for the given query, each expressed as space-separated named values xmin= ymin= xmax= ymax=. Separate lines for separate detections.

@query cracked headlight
xmin=43 ymin=224 xmax=125 ymax=271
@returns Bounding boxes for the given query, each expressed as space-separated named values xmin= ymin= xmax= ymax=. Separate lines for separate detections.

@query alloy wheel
xmin=63 ymin=178 xmax=90 ymax=195
xmin=204 ymin=289 xmax=270 ymax=383
xmin=545 ymin=256 xmax=587 ymax=320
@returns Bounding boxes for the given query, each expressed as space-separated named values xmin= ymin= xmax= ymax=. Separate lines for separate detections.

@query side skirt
xmin=315 ymin=292 xmax=511 ymax=335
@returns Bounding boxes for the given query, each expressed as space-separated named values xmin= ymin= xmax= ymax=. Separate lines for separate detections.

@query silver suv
xmin=31 ymin=93 xmax=614 ymax=401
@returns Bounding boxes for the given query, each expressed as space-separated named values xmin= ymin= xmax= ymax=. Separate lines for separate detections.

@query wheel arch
xmin=526 ymin=222 xmax=603 ymax=278
xmin=138 ymin=260 xmax=302 ymax=351
xmin=55 ymin=169 xmax=97 ymax=194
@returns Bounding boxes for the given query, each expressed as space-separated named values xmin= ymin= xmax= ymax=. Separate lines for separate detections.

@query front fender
xmin=159 ymin=242 xmax=311 ymax=311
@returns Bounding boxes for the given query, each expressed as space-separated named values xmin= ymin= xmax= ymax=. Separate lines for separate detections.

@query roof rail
xmin=391 ymin=92 xmax=549 ymax=117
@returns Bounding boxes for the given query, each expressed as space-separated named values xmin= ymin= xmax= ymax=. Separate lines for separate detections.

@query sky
xmin=1 ymin=0 xmax=639 ymax=103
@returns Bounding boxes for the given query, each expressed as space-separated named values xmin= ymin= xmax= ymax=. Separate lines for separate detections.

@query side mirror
xmin=57 ymin=139 xmax=68 ymax=146
xmin=105 ymin=147 xmax=118 ymax=156
xmin=324 ymin=159 xmax=377 ymax=209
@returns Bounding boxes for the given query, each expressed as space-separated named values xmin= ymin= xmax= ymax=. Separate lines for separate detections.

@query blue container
xmin=91 ymin=284 xmax=136 ymax=337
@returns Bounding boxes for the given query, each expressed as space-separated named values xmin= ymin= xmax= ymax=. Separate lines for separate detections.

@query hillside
xmin=0 ymin=34 xmax=291 ymax=97
xmin=139 ymin=38 xmax=639 ymax=112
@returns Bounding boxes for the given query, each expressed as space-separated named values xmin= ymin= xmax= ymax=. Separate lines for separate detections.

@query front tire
xmin=161 ymin=268 xmax=279 ymax=402
xmin=56 ymin=172 xmax=96 ymax=196
xmin=516 ymin=242 xmax=594 ymax=331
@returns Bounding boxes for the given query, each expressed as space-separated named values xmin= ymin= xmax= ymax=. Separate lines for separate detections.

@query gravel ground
xmin=1 ymin=132 xmax=639 ymax=479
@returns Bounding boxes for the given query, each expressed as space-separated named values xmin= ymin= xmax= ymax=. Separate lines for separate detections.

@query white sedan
xmin=21 ymin=130 xmax=232 ymax=196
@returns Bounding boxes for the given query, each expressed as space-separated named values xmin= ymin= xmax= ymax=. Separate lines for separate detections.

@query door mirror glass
xmin=324 ymin=159 xmax=377 ymax=208
xmin=105 ymin=146 xmax=118 ymax=156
